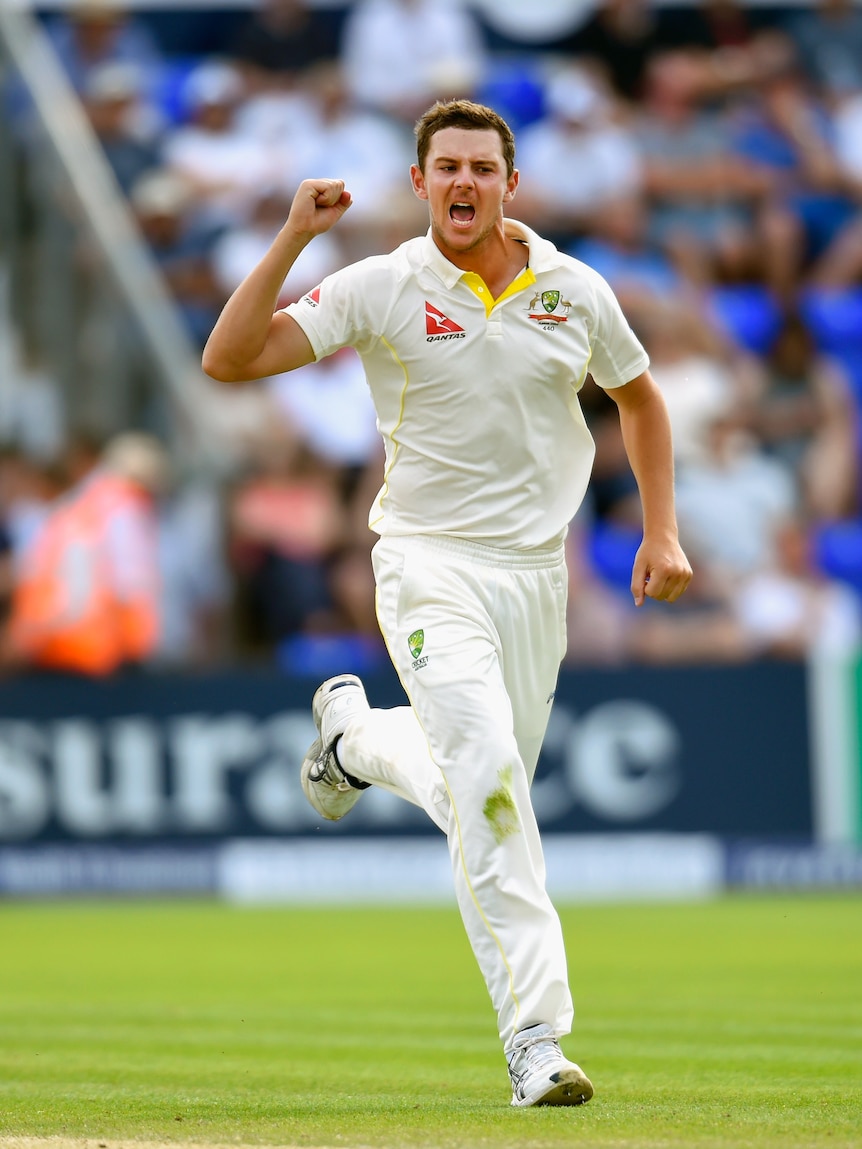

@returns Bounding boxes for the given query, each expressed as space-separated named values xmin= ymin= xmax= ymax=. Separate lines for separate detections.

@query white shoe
xmin=300 ymin=674 xmax=371 ymax=821
xmin=507 ymin=1023 xmax=594 ymax=1108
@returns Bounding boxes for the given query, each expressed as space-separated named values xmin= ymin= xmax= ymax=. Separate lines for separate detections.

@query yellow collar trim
xmin=462 ymin=266 xmax=537 ymax=316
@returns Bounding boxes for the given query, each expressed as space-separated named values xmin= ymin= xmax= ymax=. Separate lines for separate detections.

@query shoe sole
xmin=299 ymin=737 xmax=331 ymax=819
xmin=301 ymin=676 xmax=369 ymax=822
xmin=300 ymin=737 xmax=365 ymax=822
xmin=511 ymin=1066 xmax=594 ymax=1108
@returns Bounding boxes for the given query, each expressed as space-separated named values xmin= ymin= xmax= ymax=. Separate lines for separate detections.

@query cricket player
xmin=203 ymin=99 xmax=692 ymax=1107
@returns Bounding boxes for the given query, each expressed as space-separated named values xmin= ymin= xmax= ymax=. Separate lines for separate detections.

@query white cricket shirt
xmin=284 ymin=219 xmax=649 ymax=549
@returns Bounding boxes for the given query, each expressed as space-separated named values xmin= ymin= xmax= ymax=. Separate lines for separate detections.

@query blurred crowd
xmin=4 ymin=0 xmax=862 ymax=675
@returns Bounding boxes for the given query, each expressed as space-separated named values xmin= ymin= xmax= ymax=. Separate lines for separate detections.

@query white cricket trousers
xmin=337 ymin=533 xmax=574 ymax=1052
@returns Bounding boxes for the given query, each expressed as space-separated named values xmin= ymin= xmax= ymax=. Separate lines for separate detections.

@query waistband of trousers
xmin=380 ymin=533 xmax=566 ymax=570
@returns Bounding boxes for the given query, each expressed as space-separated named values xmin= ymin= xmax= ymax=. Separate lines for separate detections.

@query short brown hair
xmin=415 ymin=99 xmax=516 ymax=178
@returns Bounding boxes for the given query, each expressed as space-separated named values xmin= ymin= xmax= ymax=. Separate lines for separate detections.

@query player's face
xmin=411 ymin=128 xmax=518 ymax=260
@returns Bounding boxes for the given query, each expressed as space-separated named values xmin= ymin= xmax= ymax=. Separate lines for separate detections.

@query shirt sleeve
xmin=584 ymin=266 xmax=650 ymax=390
xmin=282 ymin=259 xmax=384 ymax=361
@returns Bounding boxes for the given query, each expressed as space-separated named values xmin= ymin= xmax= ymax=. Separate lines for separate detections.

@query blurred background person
xmin=160 ymin=60 xmax=275 ymax=238
xmin=729 ymin=51 xmax=856 ymax=298
xmin=560 ymin=0 xmax=665 ymax=103
xmin=44 ymin=0 xmax=165 ymax=102
xmin=129 ymin=168 xmax=225 ymax=349
xmin=513 ymin=65 xmax=643 ymax=248
xmin=745 ymin=309 xmax=859 ymax=521
xmin=2 ymin=432 xmax=168 ymax=677
xmin=634 ymin=50 xmax=772 ymax=290
xmin=210 ymin=184 xmax=346 ymax=312
xmin=82 ymin=60 xmax=162 ymax=197
xmin=339 ymin=0 xmax=488 ymax=124
xmin=233 ymin=0 xmax=340 ymax=91
xmin=264 ymin=61 xmax=420 ymax=261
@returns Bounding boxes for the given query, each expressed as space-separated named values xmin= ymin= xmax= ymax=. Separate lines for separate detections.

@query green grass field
xmin=0 ymin=895 xmax=860 ymax=1149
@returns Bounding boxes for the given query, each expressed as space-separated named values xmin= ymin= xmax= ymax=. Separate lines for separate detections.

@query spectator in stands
xmin=624 ymin=557 xmax=753 ymax=664
xmin=0 ymin=446 xmax=64 ymax=561
xmin=810 ymin=87 xmax=862 ymax=289
xmin=210 ymin=185 xmax=346 ymax=311
xmin=559 ymin=0 xmax=665 ymax=103
xmin=625 ymin=515 xmax=862 ymax=663
xmin=729 ymin=53 xmax=857 ymax=290
xmin=658 ymin=0 xmax=757 ymax=55
xmin=0 ymin=343 xmax=65 ymax=465
xmin=810 ymin=212 xmax=862 ymax=290
xmin=782 ymin=0 xmax=862 ymax=101
xmin=639 ymin=302 xmax=760 ymax=469
xmin=226 ymin=439 xmax=347 ymax=654
xmin=3 ymin=432 xmax=167 ymax=676
xmin=340 ymin=0 xmax=488 ymax=123
xmin=44 ymin=0 xmax=165 ymax=104
xmin=833 ymin=81 xmax=862 ymax=190
xmin=513 ymin=66 xmax=643 ymax=248
xmin=270 ymin=62 xmax=420 ymax=260
xmin=635 ymin=50 xmax=771 ymax=289
xmin=745 ymin=309 xmax=859 ymax=520
xmin=82 ymin=61 xmax=161 ymax=196
xmin=674 ymin=408 xmax=798 ymax=579
xmin=129 ymin=168 xmax=224 ymax=349
xmin=569 ymin=191 xmax=685 ymax=328
xmin=233 ymin=0 xmax=340 ymax=90
xmin=732 ymin=514 xmax=862 ymax=657
xmin=160 ymin=60 xmax=275 ymax=236
xmin=267 ymin=349 xmax=380 ymax=474
xmin=154 ymin=480 xmax=232 ymax=668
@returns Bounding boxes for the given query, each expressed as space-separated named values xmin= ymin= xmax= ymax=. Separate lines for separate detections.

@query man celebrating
xmin=203 ymin=99 xmax=692 ymax=1107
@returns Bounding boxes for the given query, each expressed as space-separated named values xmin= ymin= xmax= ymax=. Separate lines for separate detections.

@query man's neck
xmin=432 ymin=225 xmax=528 ymax=299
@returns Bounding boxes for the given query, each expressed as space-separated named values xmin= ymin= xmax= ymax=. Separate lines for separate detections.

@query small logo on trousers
xmin=408 ymin=629 xmax=428 ymax=669
xmin=408 ymin=629 xmax=424 ymax=659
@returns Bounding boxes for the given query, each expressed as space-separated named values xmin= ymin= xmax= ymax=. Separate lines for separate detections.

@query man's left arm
xmin=606 ymin=369 xmax=693 ymax=607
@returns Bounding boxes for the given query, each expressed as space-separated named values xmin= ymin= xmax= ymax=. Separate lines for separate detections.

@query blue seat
xmin=708 ymin=285 xmax=783 ymax=355
xmin=801 ymin=288 xmax=862 ymax=357
xmin=153 ymin=55 xmax=203 ymax=125
xmin=588 ymin=522 xmax=641 ymax=593
xmin=813 ymin=520 xmax=862 ymax=592
xmin=276 ymin=633 xmax=388 ymax=678
xmin=475 ymin=58 xmax=546 ymax=130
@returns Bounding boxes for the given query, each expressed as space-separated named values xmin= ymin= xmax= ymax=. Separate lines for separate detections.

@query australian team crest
xmin=528 ymin=288 xmax=572 ymax=327
xmin=408 ymin=628 xmax=428 ymax=669
xmin=408 ymin=629 xmax=424 ymax=659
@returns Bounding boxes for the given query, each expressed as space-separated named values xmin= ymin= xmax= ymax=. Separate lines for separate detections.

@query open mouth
xmin=449 ymin=202 xmax=475 ymax=225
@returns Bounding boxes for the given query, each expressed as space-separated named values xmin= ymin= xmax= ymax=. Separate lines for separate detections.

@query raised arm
xmin=606 ymin=369 xmax=693 ymax=606
xmin=202 ymin=178 xmax=353 ymax=383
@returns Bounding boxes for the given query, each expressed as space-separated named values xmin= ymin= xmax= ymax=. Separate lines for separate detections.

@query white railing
xmin=0 ymin=0 xmax=225 ymax=465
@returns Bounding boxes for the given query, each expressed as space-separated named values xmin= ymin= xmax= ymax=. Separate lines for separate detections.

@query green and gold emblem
xmin=408 ymin=629 xmax=424 ymax=659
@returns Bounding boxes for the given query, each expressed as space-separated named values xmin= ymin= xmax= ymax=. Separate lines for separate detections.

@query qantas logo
xmin=425 ymin=302 xmax=466 ymax=342
xmin=304 ymin=286 xmax=321 ymax=306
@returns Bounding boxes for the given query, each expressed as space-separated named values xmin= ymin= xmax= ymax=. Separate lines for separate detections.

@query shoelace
xmin=309 ymin=746 xmax=342 ymax=786
xmin=521 ymin=1036 xmax=564 ymax=1075
xmin=508 ymin=1032 xmax=564 ymax=1087
xmin=310 ymin=744 xmax=359 ymax=792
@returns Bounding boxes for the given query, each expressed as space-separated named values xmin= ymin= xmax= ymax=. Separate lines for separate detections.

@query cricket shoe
xmin=507 ymin=1023 xmax=594 ymax=1108
xmin=300 ymin=674 xmax=371 ymax=821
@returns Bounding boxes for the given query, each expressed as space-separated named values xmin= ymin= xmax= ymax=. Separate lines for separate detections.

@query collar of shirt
xmin=419 ymin=218 xmax=565 ymax=288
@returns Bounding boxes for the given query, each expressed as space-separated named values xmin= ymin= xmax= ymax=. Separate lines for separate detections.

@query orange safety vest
xmin=9 ymin=471 xmax=160 ymax=676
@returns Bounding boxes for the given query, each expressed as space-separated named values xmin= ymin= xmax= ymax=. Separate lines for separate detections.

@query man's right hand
xmin=286 ymin=178 xmax=353 ymax=240
xmin=202 ymin=177 xmax=352 ymax=383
